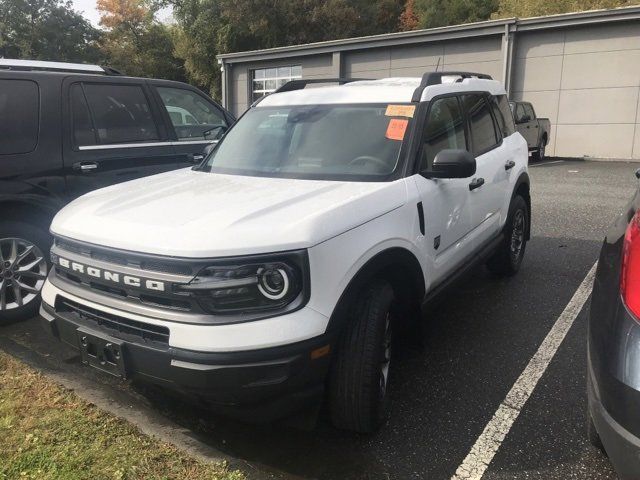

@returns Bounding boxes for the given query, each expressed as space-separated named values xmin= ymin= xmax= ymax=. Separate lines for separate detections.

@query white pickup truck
xmin=40 ymin=72 xmax=530 ymax=432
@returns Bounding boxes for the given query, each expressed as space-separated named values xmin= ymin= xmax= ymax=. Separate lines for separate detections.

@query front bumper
xmin=40 ymin=298 xmax=333 ymax=421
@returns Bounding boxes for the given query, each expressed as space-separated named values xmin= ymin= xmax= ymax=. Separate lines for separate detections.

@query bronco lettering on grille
xmin=57 ymin=257 xmax=165 ymax=292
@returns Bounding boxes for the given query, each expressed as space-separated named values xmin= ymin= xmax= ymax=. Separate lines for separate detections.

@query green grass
xmin=0 ymin=352 xmax=245 ymax=480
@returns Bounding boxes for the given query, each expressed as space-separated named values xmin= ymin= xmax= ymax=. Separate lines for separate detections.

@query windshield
xmin=202 ymin=104 xmax=411 ymax=180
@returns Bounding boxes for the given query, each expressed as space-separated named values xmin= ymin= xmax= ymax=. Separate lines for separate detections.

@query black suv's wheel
xmin=329 ymin=279 xmax=395 ymax=433
xmin=487 ymin=195 xmax=528 ymax=276
xmin=0 ymin=221 xmax=50 ymax=325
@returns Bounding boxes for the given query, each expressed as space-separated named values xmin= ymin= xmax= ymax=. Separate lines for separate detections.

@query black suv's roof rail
xmin=411 ymin=71 xmax=493 ymax=102
xmin=275 ymin=78 xmax=371 ymax=93
xmin=0 ymin=59 xmax=123 ymax=75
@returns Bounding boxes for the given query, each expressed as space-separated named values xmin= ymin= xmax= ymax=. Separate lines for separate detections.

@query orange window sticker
xmin=385 ymin=118 xmax=408 ymax=141
xmin=385 ymin=104 xmax=415 ymax=118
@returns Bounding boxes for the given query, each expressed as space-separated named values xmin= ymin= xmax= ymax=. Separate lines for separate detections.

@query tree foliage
xmin=0 ymin=0 xmax=101 ymax=61
xmin=493 ymin=0 xmax=634 ymax=18
xmin=169 ymin=0 xmax=406 ymax=97
xmin=413 ymin=0 xmax=499 ymax=28
xmin=96 ymin=0 xmax=185 ymax=80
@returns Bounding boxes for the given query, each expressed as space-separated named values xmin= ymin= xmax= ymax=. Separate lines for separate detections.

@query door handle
xmin=505 ymin=160 xmax=516 ymax=171
xmin=469 ymin=177 xmax=485 ymax=191
xmin=73 ymin=162 xmax=98 ymax=173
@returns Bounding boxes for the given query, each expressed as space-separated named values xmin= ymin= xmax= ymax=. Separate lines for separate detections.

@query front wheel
xmin=328 ymin=279 xmax=395 ymax=433
xmin=0 ymin=221 xmax=51 ymax=325
xmin=487 ymin=195 xmax=528 ymax=276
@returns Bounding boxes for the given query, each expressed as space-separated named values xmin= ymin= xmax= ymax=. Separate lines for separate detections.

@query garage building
xmin=217 ymin=6 xmax=640 ymax=160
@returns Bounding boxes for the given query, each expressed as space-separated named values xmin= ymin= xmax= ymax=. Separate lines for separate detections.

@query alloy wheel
xmin=0 ymin=238 xmax=48 ymax=311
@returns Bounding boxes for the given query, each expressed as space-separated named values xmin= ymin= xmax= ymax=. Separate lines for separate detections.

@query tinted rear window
xmin=82 ymin=83 xmax=159 ymax=144
xmin=461 ymin=94 xmax=500 ymax=155
xmin=0 ymin=79 xmax=39 ymax=155
xmin=490 ymin=95 xmax=516 ymax=138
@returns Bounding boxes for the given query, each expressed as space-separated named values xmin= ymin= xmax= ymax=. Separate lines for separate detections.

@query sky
xmin=71 ymin=0 xmax=173 ymax=27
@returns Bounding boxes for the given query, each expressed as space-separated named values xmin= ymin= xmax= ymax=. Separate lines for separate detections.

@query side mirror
xmin=518 ymin=114 xmax=531 ymax=124
xmin=422 ymin=149 xmax=476 ymax=179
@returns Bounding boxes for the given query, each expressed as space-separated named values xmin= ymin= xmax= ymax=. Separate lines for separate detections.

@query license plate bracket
xmin=77 ymin=328 xmax=126 ymax=378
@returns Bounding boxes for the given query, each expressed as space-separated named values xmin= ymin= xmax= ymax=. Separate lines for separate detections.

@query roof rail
xmin=275 ymin=78 xmax=370 ymax=93
xmin=411 ymin=71 xmax=493 ymax=102
xmin=0 ymin=59 xmax=123 ymax=75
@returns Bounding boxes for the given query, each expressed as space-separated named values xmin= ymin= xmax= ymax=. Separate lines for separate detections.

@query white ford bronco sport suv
xmin=40 ymin=72 xmax=530 ymax=433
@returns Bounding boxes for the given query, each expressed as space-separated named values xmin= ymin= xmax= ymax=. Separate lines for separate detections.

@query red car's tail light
xmin=621 ymin=210 xmax=640 ymax=318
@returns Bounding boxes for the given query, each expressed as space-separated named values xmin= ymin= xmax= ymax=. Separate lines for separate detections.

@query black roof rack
xmin=411 ymin=71 xmax=493 ymax=102
xmin=274 ymin=78 xmax=371 ymax=93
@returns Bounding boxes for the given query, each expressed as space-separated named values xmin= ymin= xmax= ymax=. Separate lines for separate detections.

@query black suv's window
xmin=421 ymin=96 xmax=466 ymax=170
xmin=80 ymin=83 xmax=159 ymax=145
xmin=489 ymin=95 xmax=516 ymax=138
xmin=70 ymin=84 xmax=97 ymax=146
xmin=0 ymin=79 xmax=39 ymax=155
xmin=462 ymin=94 xmax=500 ymax=155
xmin=156 ymin=87 xmax=227 ymax=141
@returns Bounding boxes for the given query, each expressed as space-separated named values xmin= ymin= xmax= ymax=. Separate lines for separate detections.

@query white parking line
xmin=451 ymin=261 xmax=598 ymax=480
xmin=530 ymin=160 xmax=564 ymax=167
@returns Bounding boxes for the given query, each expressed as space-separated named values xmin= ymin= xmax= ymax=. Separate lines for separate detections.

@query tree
xmin=168 ymin=0 xmax=406 ymax=98
xmin=493 ymin=0 xmax=634 ymax=18
xmin=399 ymin=0 xmax=420 ymax=31
xmin=97 ymin=0 xmax=185 ymax=80
xmin=413 ymin=0 xmax=499 ymax=29
xmin=0 ymin=0 xmax=101 ymax=61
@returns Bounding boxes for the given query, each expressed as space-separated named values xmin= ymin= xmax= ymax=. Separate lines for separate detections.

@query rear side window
xmin=70 ymin=84 xmax=97 ymax=146
xmin=461 ymin=94 xmax=500 ymax=155
xmin=0 ymin=79 xmax=39 ymax=154
xmin=514 ymin=103 xmax=527 ymax=123
xmin=81 ymin=83 xmax=159 ymax=145
xmin=489 ymin=95 xmax=516 ymax=138
xmin=421 ymin=96 xmax=467 ymax=170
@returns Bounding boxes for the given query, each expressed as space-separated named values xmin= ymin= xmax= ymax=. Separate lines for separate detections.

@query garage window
xmin=251 ymin=65 xmax=301 ymax=102
xmin=0 ymin=79 xmax=39 ymax=155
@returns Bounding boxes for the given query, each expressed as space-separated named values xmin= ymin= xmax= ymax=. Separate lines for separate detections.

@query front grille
xmin=54 ymin=238 xmax=193 ymax=275
xmin=56 ymin=297 xmax=170 ymax=344
xmin=53 ymin=237 xmax=200 ymax=313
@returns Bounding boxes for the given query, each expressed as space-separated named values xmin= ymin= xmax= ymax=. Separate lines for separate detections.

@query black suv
xmin=0 ymin=59 xmax=235 ymax=323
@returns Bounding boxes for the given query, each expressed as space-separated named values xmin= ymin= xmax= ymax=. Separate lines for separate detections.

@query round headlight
xmin=257 ymin=267 xmax=289 ymax=300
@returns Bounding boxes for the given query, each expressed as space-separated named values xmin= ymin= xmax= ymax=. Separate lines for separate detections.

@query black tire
xmin=487 ymin=195 xmax=528 ymax=276
xmin=532 ymin=136 xmax=546 ymax=161
xmin=588 ymin=412 xmax=605 ymax=452
xmin=329 ymin=279 xmax=395 ymax=433
xmin=0 ymin=221 xmax=51 ymax=325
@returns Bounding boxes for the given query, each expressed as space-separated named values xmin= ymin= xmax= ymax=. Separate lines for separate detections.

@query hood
xmin=51 ymin=169 xmax=408 ymax=257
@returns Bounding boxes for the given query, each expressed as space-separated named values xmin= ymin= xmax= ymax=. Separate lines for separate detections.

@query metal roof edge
xmin=217 ymin=5 xmax=640 ymax=63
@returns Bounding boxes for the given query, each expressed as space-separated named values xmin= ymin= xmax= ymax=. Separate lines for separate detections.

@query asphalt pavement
xmin=1 ymin=159 xmax=638 ymax=480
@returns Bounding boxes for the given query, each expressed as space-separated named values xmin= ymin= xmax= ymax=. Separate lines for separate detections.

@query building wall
xmin=344 ymin=36 xmax=504 ymax=81
xmin=512 ymin=22 xmax=640 ymax=159
xmin=225 ymin=15 xmax=640 ymax=160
